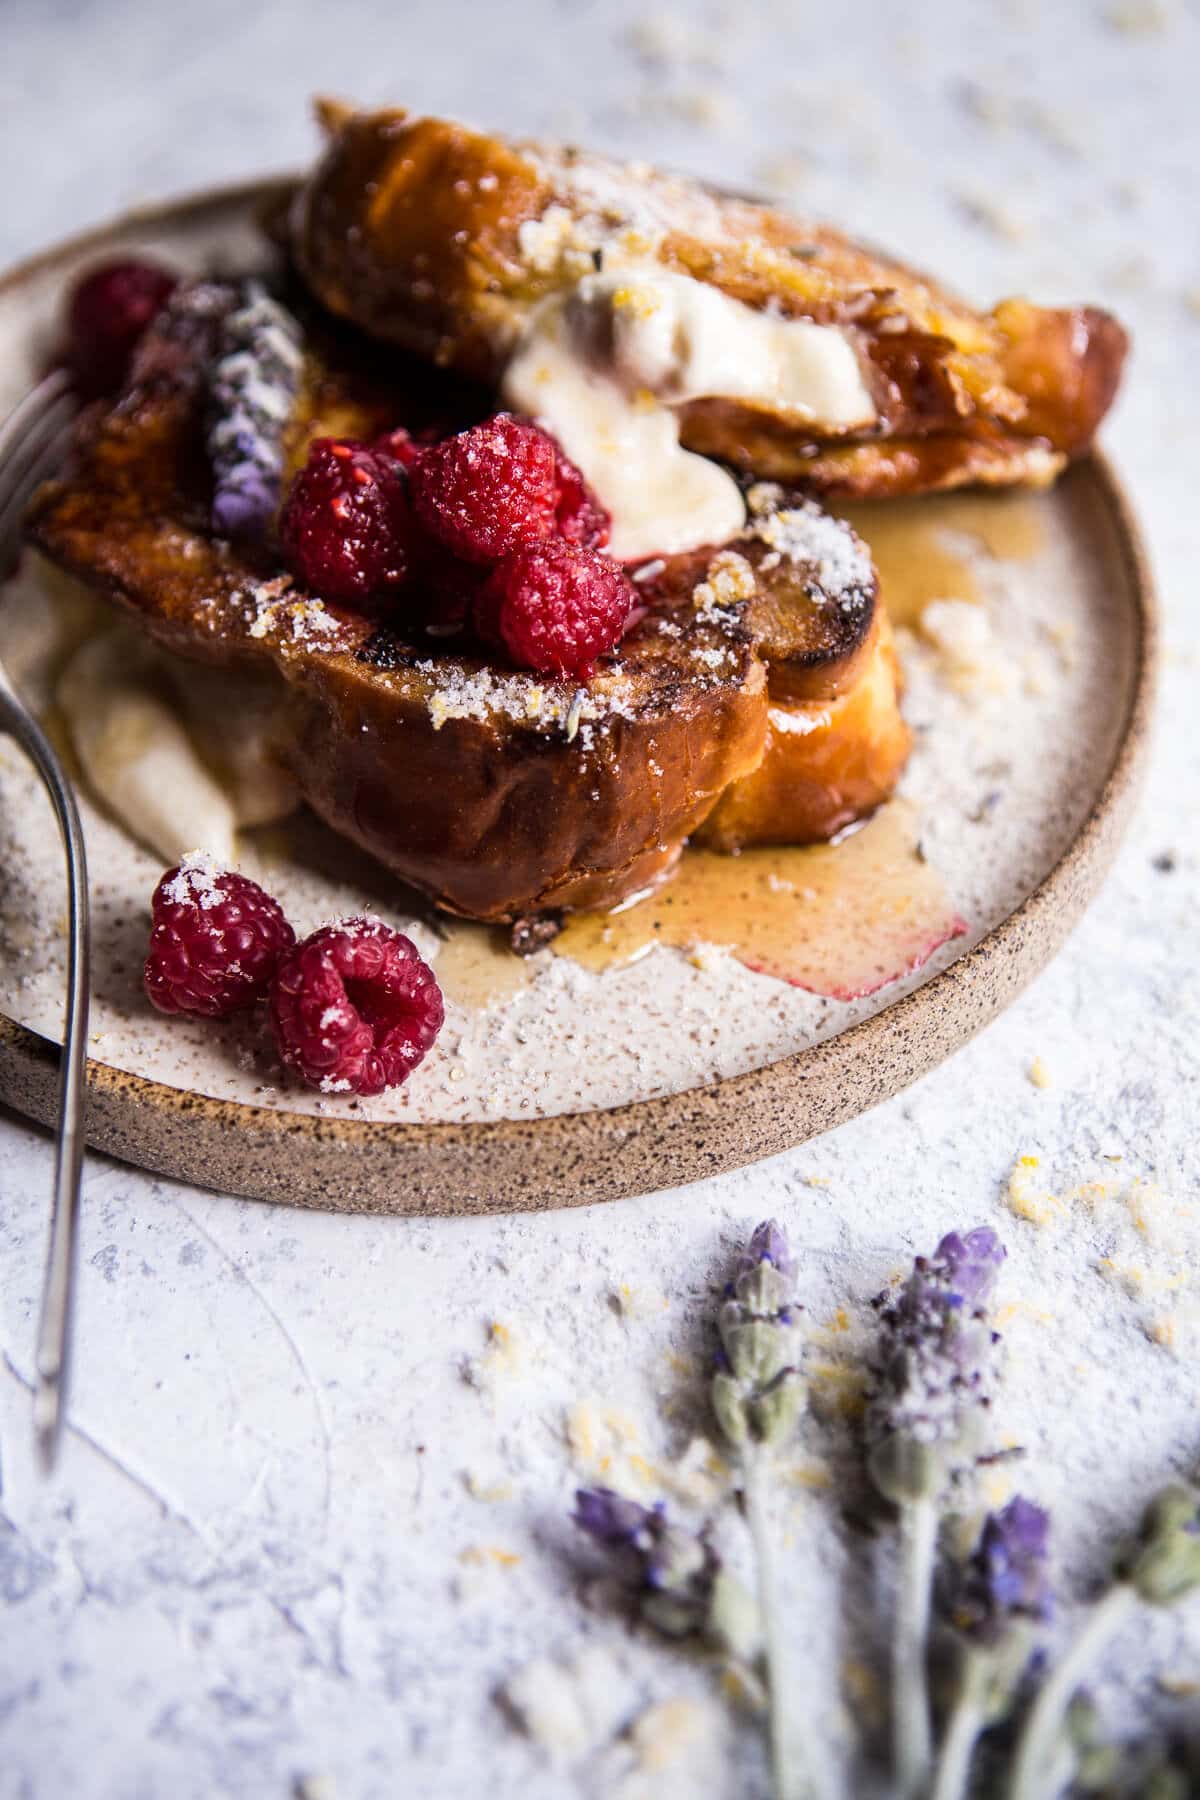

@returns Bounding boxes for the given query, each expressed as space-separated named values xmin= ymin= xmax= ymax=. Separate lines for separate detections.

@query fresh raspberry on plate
xmin=409 ymin=414 xmax=559 ymax=563
xmin=144 ymin=855 xmax=295 ymax=1018
xmin=280 ymin=438 xmax=412 ymax=607
xmin=269 ymin=918 xmax=444 ymax=1095
xmin=475 ymin=539 xmax=636 ymax=677
xmin=66 ymin=258 xmax=178 ymax=394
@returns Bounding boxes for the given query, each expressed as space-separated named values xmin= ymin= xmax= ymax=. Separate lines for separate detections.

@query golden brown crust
xmin=291 ymin=106 xmax=1128 ymax=495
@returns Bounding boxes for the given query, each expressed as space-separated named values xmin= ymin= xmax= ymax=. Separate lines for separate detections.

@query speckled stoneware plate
xmin=0 ymin=182 xmax=1155 ymax=1213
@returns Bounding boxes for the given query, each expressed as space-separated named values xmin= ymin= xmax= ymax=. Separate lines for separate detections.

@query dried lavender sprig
xmin=931 ymin=1497 xmax=1052 ymax=1800
xmin=1010 ymin=1481 xmax=1200 ymax=1800
xmin=712 ymin=1219 xmax=806 ymax=1450
xmin=573 ymin=1486 xmax=759 ymax=1661
xmin=206 ymin=280 xmax=303 ymax=540
xmin=867 ymin=1228 xmax=1007 ymax=1800
xmin=711 ymin=1222 xmax=826 ymax=1800
xmin=867 ymin=1227 xmax=1007 ymax=1507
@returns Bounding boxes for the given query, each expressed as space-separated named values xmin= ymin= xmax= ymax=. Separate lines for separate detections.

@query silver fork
xmin=0 ymin=368 xmax=88 ymax=1473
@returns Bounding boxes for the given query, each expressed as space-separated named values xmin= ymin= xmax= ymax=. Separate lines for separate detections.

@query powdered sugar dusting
xmin=746 ymin=485 xmax=873 ymax=604
xmin=162 ymin=849 xmax=229 ymax=910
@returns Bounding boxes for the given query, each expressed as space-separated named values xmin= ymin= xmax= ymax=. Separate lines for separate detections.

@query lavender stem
xmin=930 ymin=1649 xmax=989 ymax=1800
xmin=894 ymin=1494 xmax=938 ymax=1800
xmin=742 ymin=1450 xmax=822 ymax=1800
xmin=1008 ymin=1583 xmax=1137 ymax=1800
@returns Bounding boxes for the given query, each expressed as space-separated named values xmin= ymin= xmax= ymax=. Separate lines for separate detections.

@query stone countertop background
xmin=1 ymin=2 xmax=1198 ymax=1796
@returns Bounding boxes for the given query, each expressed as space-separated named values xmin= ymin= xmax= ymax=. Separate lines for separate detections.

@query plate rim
xmin=0 ymin=179 xmax=1158 ymax=1214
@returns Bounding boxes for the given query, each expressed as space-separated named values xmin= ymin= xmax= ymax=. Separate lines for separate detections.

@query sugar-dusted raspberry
xmin=553 ymin=447 xmax=610 ymax=550
xmin=269 ymin=918 xmax=444 ymax=1095
xmin=476 ymin=540 xmax=636 ymax=677
xmin=409 ymin=413 xmax=559 ymax=564
xmin=66 ymin=258 xmax=178 ymax=394
xmin=144 ymin=854 xmax=295 ymax=1018
xmin=281 ymin=438 xmax=412 ymax=607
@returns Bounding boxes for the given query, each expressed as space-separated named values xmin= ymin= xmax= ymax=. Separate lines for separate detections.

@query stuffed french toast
xmin=294 ymin=102 xmax=1127 ymax=500
xmin=25 ymin=103 xmax=1124 ymax=933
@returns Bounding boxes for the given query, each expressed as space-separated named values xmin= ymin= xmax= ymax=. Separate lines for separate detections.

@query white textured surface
xmin=1 ymin=3 xmax=1198 ymax=1798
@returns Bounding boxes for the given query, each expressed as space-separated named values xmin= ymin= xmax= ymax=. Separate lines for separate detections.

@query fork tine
xmin=0 ymin=390 xmax=77 ymax=486
xmin=0 ymin=369 xmax=87 ymax=1473
xmin=0 ymin=424 xmax=77 ymax=575
xmin=0 ymin=408 xmax=75 ymax=498
xmin=0 ymin=368 xmax=74 ymax=462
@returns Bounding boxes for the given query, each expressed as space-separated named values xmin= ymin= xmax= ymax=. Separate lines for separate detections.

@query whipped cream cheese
xmin=502 ymin=269 xmax=875 ymax=561
xmin=56 ymin=626 xmax=298 ymax=866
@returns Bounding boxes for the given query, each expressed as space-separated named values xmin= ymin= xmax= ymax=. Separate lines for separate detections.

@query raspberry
xmin=144 ymin=855 xmax=295 ymax=1018
xmin=553 ymin=447 xmax=610 ymax=550
xmin=409 ymin=414 xmax=558 ymax=563
xmin=269 ymin=919 xmax=444 ymax=1095
xmin=66 ymin=258 xmax=178 ymax=394
xmin=373 ymin=425 xmax=426 ymax=471
xmin=281 ymin=438 xmax=412 ymax=607
xmin=476 ymin=540 xmax=636 ymax=677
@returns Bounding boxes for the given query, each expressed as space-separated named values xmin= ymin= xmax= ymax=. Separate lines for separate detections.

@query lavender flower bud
xmin=207 ymin=281 xmax=303 ymax=540
xmin=712 ymin=1220 xmax=805 ymax=1449
xmin=573 ymin=1486 xmax=759 ymax=1660
xmin=1121 ymin=1482 xmax=1200 ymax=1607
xmin=950 ymin=1496 xmax=1052 ymax=1644
xmin=867 ymin=1227 xmax=1006 ymax=1505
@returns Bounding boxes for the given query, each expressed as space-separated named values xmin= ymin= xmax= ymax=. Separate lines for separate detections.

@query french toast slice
xmin=24 ymin=284 xmax=907 ymax=921
xmin=695 ymin=612 xmax=910 ymax=850
xmin=292 ymin=104 xmax=1127 ymax=498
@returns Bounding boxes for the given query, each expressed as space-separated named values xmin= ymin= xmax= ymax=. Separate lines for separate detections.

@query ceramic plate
xmin=0 ymin=183 xmax=1156 ymax=1212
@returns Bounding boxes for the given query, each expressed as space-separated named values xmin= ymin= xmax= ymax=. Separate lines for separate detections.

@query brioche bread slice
xmin=292 ymin=104 xmax=1126 ymax=498
xmin=25 ymin=285 xmax=907 ymax=920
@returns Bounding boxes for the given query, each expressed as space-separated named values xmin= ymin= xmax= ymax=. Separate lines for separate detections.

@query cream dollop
xmin=502 ymin=268 xmax=875 ymax=561
xmin=56 ymin=627 xmax=298 ymax=865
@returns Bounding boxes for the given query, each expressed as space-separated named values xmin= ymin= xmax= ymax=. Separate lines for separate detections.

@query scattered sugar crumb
xmin=1005 ymin=1153 xmax=1060 ymax=1227
xmin=624 ymin=1697 xmax=711 ymax=1773
xmin=293 ymin=1778 xmax=338 ymax=1800
xmin=465 ymin=1320 xmax=526 ymax=1395
xmin=464 ymin=1468 xmax=516 ymax=1503
xmin=627 ymin=12 xmax=725 ymax=69
xmin=459 ymin=1544 xmax=521 ymax=1569
xmin=918 ymin=600 xmax=1007 ymax=694
xmin=1104 ymin=0 xmax=1172 ymax=31
xmin=956 ymin=192 xmax=1027 ymax=241
xmin=611 ymin=1282 xmax=669 ymax=1322
xmin=500 ymin=1644 xmax=635 ymax=1764
xmin=752 ymin=151 xmax=811 ymax=195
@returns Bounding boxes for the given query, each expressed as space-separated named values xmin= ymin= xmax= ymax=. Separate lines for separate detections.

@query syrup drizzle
xmin=434 ymin=495 xmax=1044 ymax=1008
xmin=835 ymin=491 xmax=1045 ymax=627
xmin=552 ymin=801 xmax=965 ymax=998
xmin=432 ymin=922 xmax=533 ymax=1011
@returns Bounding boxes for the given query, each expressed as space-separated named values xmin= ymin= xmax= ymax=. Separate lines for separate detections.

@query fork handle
xmin=0 ymin=668 xmax=90 ymax=1469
